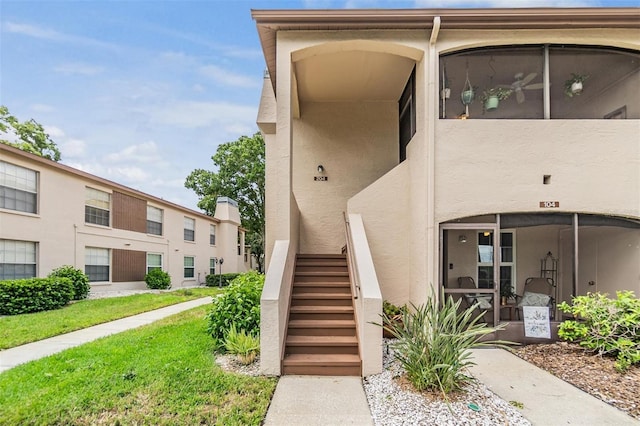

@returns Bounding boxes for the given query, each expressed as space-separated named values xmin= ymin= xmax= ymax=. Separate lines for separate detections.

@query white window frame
xmin=0 ymin=161 xmax=38 ymax=214
xmin=146 ymin=205 xmax=163 ymax=236
xmin=184 ymin=256 xmax=195 ymax=279
xmin=184 ymin=217 xmax=195 ymax=242
xmin=85 ymin=187 xmax=111 ymax=227
xmin=85 ymin=247 xmax=110 ymax=282
xmin=146 ymin=253 xmax=163 ymax=274
xmin=0 ymin=239 xmax=37 ymax=280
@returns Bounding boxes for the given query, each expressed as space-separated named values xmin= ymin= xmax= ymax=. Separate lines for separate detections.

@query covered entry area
xmin=439 ymin=213 xmax=640 ymax=342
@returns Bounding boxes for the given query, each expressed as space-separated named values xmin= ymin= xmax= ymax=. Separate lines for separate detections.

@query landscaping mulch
xmin=511 ymin=342 xmax=640 ymax=420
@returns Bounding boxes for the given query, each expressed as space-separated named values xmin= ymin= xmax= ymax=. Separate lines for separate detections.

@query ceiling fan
xmin=499 ymin=72 xmax=544 ymax=104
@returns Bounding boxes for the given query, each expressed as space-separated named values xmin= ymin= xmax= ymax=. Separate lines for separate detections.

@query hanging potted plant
xmin=564 ymin=73 xmax=589 ymax=97
xmin=480 ymin=87 xmax=512 ymax=113
xmin=461 ymin=87 xmax=475 ymax=105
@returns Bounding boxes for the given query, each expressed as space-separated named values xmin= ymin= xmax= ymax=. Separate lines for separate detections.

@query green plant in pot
xmin=382 ymin=300 xmax=406 ymax=338
xmin=480 ymin=87 xmax=512 ymax=113
xmin=564 ymin=73 xmax=589 ymax=97
xmin=500 ymin=283 xmax=516 ymax=306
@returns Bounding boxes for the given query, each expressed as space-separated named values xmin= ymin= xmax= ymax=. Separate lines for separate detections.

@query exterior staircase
xmin=282 ymin=253 xmax=361 ymax=376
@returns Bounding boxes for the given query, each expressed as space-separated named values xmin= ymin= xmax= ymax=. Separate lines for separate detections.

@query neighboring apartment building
xmin=0 ymin=143 xmax=248 ymax=290
xmin=254 ymin=7 xmax=640 ymax=376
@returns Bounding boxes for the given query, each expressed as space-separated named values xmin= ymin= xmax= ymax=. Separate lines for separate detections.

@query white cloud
xmin=148 ymin=101 xmax=257 ymax=130
xmin=44 ymin=125 xmax=65 ymax=139
xmin=60 ymin=139 xmax=87 ymax=158
xmin=54 ymin=63 xmax=104 ymax=76
xmin=4 ymin=21 xmax=119 ymax=50
xmin=31 ymin=103 xmax=54 ymax=113
xmin=199 ymin=65 xmax=260 ymax=88
xmin=104 ymin=141 xmax=164 ymax=164
xmin=107 ymin=166 xmax=151 ymax=183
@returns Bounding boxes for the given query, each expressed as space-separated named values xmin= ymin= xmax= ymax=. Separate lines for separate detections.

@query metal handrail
xmin=343 ymin=212 xmax=361 ymax=300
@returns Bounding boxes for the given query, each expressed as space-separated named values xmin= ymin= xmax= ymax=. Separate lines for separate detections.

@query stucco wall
xmin=348 ymin=161 xmax=410 ymax=307
xmin=293 ymin=101 xmax=398 ymax=253
xmin=1 ymin=149 xmax=241 ymax=290
xmin=435 ymin=120 xmax=639 ymax=222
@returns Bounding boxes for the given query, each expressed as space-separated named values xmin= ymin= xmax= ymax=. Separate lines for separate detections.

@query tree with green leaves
xmin=185 ymin=133 xmax=265 ymax=271
xmin=0 ymin=105 xmax=61 ymax=161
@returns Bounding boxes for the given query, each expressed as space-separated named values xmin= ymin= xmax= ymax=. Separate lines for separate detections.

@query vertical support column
xmin=264 ymin=34 xmax=294 ymax=268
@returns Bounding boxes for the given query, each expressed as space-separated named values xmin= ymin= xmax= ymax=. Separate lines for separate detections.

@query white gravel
xmin=363 ymin=340 xmax=531 ymax=426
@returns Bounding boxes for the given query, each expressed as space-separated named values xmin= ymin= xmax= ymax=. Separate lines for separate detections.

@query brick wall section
xmin=112 ymin=191 xmax=146 ymax=233
xmin=112 ymin=249 xmax=146 ymax=282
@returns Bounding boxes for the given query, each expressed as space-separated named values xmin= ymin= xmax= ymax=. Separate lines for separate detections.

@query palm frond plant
xmin=223 ymin=324 xmax=260 ymax=365
xmin=378 ymin=289 xmax=513 ymax=395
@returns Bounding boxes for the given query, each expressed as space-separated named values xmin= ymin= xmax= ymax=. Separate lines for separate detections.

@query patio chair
xmin=457 ymin=276 xmax=494 ymax=322
xmin=515 ymin=277 xmax=556 ymax=320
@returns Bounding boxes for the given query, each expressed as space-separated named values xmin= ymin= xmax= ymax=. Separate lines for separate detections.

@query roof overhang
xmin=252 ymin=7 xmax=640 ymax=94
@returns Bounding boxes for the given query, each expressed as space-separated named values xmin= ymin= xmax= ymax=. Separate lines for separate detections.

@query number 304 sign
xmin=539 ymin=201 xmax=559 ymax=208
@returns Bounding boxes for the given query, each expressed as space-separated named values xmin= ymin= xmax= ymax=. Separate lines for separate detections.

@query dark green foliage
xmin=205 ymin=273 xmax=240 ymax=287
xmin=185 ymin=133 xmax=265 ymax=272
xmin=47 ymin=265 xmax=90 ymax=300
xmin=0 ymin=105 xmax=62 ymax=161
xmin=558 ymin=291 xmax=640 ymax=371
xmin=206 ymin=271 xmax=264 ymax=344
xmin=144 ymin=269 xmax=172 ymax=290
xmin=0 ymin=277 xmax=74 ymax=315
xmin=379 ymin=290 xmax=511 ymax=394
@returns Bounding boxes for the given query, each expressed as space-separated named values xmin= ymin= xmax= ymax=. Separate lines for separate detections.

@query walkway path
xmin=0 ymin=297 xmax=212 ymax=373
xmin=2 ymin=299 xmax=638 ymax=425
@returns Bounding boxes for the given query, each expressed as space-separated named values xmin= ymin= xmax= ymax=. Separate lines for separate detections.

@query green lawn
xmin=0 ymin=287 xmax=221 ymax=349
xmin=0 ymin=305 xmax=277 ymax=425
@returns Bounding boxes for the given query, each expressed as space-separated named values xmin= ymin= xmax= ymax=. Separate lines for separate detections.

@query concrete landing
xmin=263 ymin=375 xmax=373 ymax=425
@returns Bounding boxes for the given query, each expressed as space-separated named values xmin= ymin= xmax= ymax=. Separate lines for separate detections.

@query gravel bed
xmin=363 ymin=340 xmax=531 ymax=426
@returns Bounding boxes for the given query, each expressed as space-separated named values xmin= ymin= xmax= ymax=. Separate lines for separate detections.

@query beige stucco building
xmin=0 ymin=143 xmax=249 ymax=290
xmin=254 ymin=7 xmax=640 ymax=376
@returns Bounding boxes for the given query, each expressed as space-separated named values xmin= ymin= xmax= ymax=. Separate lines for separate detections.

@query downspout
xmin=427 ymin=17 xmax=440 ymax=295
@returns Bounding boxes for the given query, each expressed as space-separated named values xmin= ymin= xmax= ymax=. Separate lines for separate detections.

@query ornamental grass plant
xmin=381 ymin=290 xmax=512 ymax=395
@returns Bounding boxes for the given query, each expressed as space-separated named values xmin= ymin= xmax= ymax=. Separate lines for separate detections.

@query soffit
xmin=295 ymin=50 xmax=415 ymax=102
xmin=252 ymin=8 xmax=640 ymax=94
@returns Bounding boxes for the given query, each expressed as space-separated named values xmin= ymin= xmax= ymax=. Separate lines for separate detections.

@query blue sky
xmin=1 ymin=0 xmax=635 ymax=211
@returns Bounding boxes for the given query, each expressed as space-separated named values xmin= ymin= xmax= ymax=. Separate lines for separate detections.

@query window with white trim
xmin=146 ymin=206 xmax=163 ymax=236
xmin=85 ymin=247 xmax=110 ymax=282
xmin=210 ymin=257 xmax=217 ymax=275
xmin=0 ymin=161 xmax=38 ymax=214
xmin=210 ymin=224 xmax=216 ymax=245
xmin=0 ymin=239 xmax=37 ymax=280
xmin=146 ymin=253 xmax=163 ymax=273
xmin=184 ymin=256 xmax=195 ymax=278
xmin=85 ymin=187 xmax=110 ymax=226
xmin=184 ymin=217 xmax=195 ymax=242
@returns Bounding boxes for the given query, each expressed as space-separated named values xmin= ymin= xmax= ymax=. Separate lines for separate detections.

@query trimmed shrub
xmin=144 ymin=269 xmax=171 ymax=290
xmin=379 ymin=290 xmax=512 ymax=394
xmin=205 ymin=273 xmax=240 ymax=287
xmin=558 ymin=291 xmax=640 ymax=371
xmin=48 ymin=265 xmax=90 ymax=300
xmin=0 ymin=277 xmax=74 ymax=315
xmin=206 ymin=271 xmax=264 ymax=345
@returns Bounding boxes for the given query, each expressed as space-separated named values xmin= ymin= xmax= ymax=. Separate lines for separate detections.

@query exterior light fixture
xmin=317 ymin=165 xmax=324 ymax=173
xmin=458 ymin=235 xmax=467 ymax=243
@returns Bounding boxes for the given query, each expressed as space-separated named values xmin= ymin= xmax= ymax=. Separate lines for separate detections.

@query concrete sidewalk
xmin=0 ymin=296 xmax=212 ymax=373
xmin=469 ymin=348 xmax=638 ymax=425
xmin=264 ymin=375 xmax=374 ymax=425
